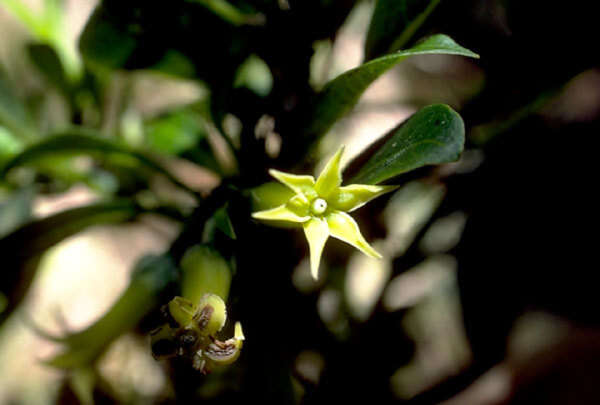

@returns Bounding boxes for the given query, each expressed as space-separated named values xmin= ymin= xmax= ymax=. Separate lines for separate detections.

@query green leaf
xmin=187 ymin=0 xmax=263 ymax=27
xmin=144 ymin=110 xmax=221 ymax=173
xmin=0 ymin=72 xmax=36 ymax=141
xmin=78 ymin=5 xmax=139 ymax=70
xmin=304 ymin=34 xmax=478 ymax=140
xmin=0 ymin=129 xmax=198 ymax=197
xmin=0 ymin=187 xmax=34 ymax=238
xmin=351 ymin=104 xmax=465 ymax=185
xmin=45 ymin=254 xmax=177 ymax=368
xmin=0 ymin=200 xmax=141 ymax=326
xmin=27 ymin=43 xmax=70 ymax=93
xmin=365 ymin=0 xmax=442 ymax=61
xmin=213 ymin=205 xmax=236 ymax=239
xmin=0 ymin=126 xmax=24 ymax=164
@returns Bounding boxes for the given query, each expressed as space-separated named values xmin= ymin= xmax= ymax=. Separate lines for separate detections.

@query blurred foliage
xmin=2 ymin=0 xmax=599 ymax=404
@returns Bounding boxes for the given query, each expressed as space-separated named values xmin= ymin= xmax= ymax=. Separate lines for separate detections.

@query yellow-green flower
xmin=252 ymin=146 xmax=396 ymax=279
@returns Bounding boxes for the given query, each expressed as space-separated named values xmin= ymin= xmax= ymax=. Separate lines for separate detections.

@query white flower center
xmin=311 ymin=198 xmax=327 ymax=215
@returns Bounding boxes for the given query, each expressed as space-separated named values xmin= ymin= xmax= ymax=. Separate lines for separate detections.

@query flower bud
xmin=193 ymin=293 xmax=227 ymax=337
xmin=167 ymin=296 xmax=195 ymax=328
xmin=180 ymin=245 xmax=232 ymax=303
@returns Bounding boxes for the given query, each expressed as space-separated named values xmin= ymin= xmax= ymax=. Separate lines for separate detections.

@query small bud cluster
xmin=150 ymin=293 xmax=244 ymax=373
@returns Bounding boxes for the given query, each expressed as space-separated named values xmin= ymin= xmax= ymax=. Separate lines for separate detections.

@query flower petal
xmin=269 ymin=169 xmax=316 ymax=197
xmin=326 ymin=211 xmax=382 ymax=259
xmin=330 ymin=184 xmax=398 ymax=212
xmin=315 ymin=146 xmax=344 ymax=198
xmin=252 ymin=204 xmax=311 ymax=223
xmin=303 ymin=217 xmax=330 ymax=279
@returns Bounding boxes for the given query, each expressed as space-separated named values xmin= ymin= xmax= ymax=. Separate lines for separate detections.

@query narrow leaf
xmin=213 ymin=205 xmax=237 ymax=239
xmin=304 ymin=34 xmax=478 ymax=140
xmin=0 ymin=130 xmax=198 ymax=197
xmin=351 ymin=104 xmax=465 ymax=185
xmin=0 ymin=200 xmax=141 ymax=327
xmin=365 ymin=0 xmax=442 ymax=61
xmin=46 ymin=254 xmax=177 ymax=368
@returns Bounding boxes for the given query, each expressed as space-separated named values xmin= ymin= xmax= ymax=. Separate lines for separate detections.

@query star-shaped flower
xmin=252 ymin=146 xmax=396 ymax=279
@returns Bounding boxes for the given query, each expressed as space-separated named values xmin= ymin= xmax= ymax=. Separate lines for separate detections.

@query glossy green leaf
xmin=0 ymin=200 xmax=141 ymax=327
xmin=351 ymin=104 xmax=465 ymax=185
xmin=365 ymin=0 xmax=442 ymax=61
xmin=0 ymin=130 xmax=198 ymax=197
xmin=45 ymin=254 xmax=177 ymax=368
xmin=304 ymin=34 xmax=478 ymax=140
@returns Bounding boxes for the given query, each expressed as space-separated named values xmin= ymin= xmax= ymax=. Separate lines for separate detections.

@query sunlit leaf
xmin=45 ymin=254 xmax=177 ymax=368
xmin=0 ymin=200 xmax=141 ymax=327
xmin=351 ymin=104 xmax=465 ymax=185
xmin=304 ymin=34 xmax=478 ymax=140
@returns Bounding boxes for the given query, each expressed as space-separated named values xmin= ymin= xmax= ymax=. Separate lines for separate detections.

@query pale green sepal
xmin=269 ymin=169 xmax=315 ymax=196
xmin=326 ymin=211 xmax=382 ymax=259
xmin=234 ymin=321 xmax=245 ymax=341
xmin=315 ymin=146 xmax=344 ymax=198
xmin=303 ymin=217 xmax=330 ymax=279
xmin=330 ymin=184 xmax=398 ymax=212
xmin=252 ymin=204 xmax=311 ymax=223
